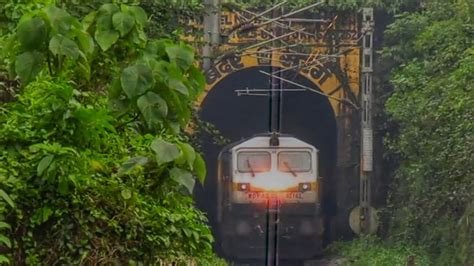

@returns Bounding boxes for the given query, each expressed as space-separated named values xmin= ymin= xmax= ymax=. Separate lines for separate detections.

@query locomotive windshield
xmin=237 ymin=151 xmax=271 ymax=173
xmin=278 ymin=151 xmax=312 ymax=172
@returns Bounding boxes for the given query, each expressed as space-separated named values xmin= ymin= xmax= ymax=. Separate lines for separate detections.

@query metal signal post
xmin=358 ymin=8 xmax=377 ymax=235
xmin=203 ymin=0 xmax=221 ymax=71
xmin=268 ymin=4 xmax=283 ymax=134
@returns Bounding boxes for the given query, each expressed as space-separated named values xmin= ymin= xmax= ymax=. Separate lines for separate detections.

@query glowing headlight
xmin=299 ymin=182 xmax=311 ymax=192
xmin=237 ymin=183 xmax=250 ymax=191
xmin=248 ymin=171 xmax=298 ymax=191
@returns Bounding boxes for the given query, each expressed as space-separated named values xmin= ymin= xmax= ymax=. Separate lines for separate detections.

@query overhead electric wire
xmin=260 ymin=70 xmax=359 ymax=109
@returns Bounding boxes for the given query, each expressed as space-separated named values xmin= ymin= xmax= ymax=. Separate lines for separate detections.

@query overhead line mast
xmin=265 ymin=4 xmax=282 ymax=266
xmin=358 ymin=7 xmax=378 ymax=235
xmin=269 ymin=2 xmax=283 ymax=135
xmin=203 ymin=0 xmax=221 ymax=71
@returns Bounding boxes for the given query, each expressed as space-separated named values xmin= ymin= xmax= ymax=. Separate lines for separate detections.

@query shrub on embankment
xmin=0 ymin=2 xmax=224 ymax=264
xmin=329 ymin=236 xmax=431 ymax=265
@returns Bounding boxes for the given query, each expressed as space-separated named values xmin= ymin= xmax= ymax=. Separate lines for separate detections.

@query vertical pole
xmin=360 ymin=8 xmax=374 ymax=235
xmin=203 ymin=0 xmax=220 ymax=71
xmin=267 ymin=3 xmax=281 ymax=263
xmin=269 ymin=1 xmax=282 ymax=133
xmin=270 ymin=63 xmax=280 ymax=133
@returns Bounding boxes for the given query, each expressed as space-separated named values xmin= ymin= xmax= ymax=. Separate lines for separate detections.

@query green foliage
xmin=383 ymin=0 xmax=474 ymax=264
xmin=0 ymin=2 xmax=220 ymax=265
xmin=0 ymin=186 xmax=14 ymax=264
xmin=111 ymin=39 xmax=204 ymax=133
xmin=139 ymin=0 xmax=203 ymax=39
xmin=329 ymin=236 xmax=431 ymax=266
xmin=5 ymin=5 xmax=92 ymax=83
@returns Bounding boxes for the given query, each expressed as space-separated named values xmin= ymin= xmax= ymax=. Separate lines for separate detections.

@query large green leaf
xmin=37 ymin=155 xmax=54 ymax=176
xmin=128 ymin=6 xmax=148 ymax=26
xmin=98 ymin=3 xmax=120 ymax=16
xmin=165 ymin=44 xmax=194 ymax=71
xmin=166 ymin=121 xmax=181 ymax=135
xmin=150 ymin=60 xmax=170 ymax=79
xmin=74 ymin=29 xmax=94 ymax=55
xmin=120 ymin=64 xmax=154 ymax=99
xmin=170 ymin=167 xmax=195 ymax=194
xmin=49 ymin=35 xmax=80 ymax=60
xmin=95 ymin=7 xmax=113 ymax=32
xmin=94 ymin=4 xmax=121 ymax=51
xmin=0 ymin=189 xmax=14 ymax=208
xmin=82 ymin=11 xmax=97 ymax=31
xmin=16 ymin=17 xmax=48 ymax=50
xmin=95 ymin=28 xmax=119 ymax=51
xmin=168 ymin=79 xmax=189 ymax=96
xmin=177 ymin=142 xmax=196 ymax=169
xmin=118 ymin=156 xmax=149 ymax=176
xmin=137 ymin=91 xmax=168 ymax=128
xmin=150 ymin=139 xmax=180 ymax=166
xmin=15 ymin=51 xmax=44 ymax=84
xmin=130 ymin=27 xmax=148 ymax=45
xmin=188 ymin=65 xmax=206 ymax=94
xmin=160 ymin=89 xmax=188 ymax=125
xmin=112 ymin=11 xmax=135 ymax=37
xmin=44 ymin=6 xmax=80 ymax=34
xmin=194 ymin=153 xmax=206 ymax=184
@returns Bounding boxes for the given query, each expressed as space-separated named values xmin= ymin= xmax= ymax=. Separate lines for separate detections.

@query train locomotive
xmin=216 ymin=133 xmax=324 ymax=261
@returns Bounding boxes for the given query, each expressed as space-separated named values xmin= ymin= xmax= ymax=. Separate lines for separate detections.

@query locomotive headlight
xmin=237 ymin=183 xmax=250 ymax=191
xmin=299 ymin=182 xmax=311 ymax=192
xmin=250 ymin=171 xmax=296 ymax=191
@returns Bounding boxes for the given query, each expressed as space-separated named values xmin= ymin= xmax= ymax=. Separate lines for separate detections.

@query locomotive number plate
xmin=246 ymin=192 xmax=303 ymax=201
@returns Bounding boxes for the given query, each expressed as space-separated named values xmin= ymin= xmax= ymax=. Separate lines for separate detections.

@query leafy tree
xmin=383 ymin=0 xmax=473 ymax=264
xmin=0 ymin=2 xmax=222 ymax=264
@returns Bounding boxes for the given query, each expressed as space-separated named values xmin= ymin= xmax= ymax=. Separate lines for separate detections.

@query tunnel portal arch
xmin=194 ymin=62 xmax=341 ymax=254
xmin=192 ymin=9 xmax=363 ymax=252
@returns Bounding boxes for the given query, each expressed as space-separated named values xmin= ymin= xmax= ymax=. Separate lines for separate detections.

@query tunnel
xmin=194 ymin=65 xmax=338 ymax=261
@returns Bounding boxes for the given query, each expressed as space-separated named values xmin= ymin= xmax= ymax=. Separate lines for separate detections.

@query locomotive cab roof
xmin=220 ymin=133 xmax=318 ymax=153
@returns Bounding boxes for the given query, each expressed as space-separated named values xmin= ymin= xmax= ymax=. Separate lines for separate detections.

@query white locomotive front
xmin=230 ymin=135 xmax=319 ymax=204
xmin=216 ymin=133 xmax=325 ymax=261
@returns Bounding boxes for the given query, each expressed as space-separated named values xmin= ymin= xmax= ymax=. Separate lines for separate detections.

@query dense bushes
xmin=383 ymin=0 xmax=473 ymax=264
xmin=329 ymin=236 xmax=431 ymax=266
xmin=0 ymin=2 xmax=223 ymax=264
xmin=330 ymin=1 xmax=472 ymax=264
